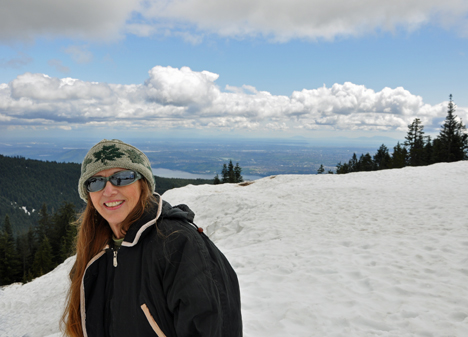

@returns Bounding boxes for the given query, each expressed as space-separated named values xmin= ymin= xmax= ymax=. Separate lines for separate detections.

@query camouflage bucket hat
xmin=78 ymin=139 xmax=155 ymax=202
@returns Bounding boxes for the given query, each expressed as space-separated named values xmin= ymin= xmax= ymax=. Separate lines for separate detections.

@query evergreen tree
xmin=218 ymin=162 xmax=244 ymax=183
xmin=349 ymin=153 xmax=359 ymax=172
xmin=391 ymin=142 xmax=408 ymax=168
xmin=228 ymin=160 xmax=235 ymax=183
xmin=234 ymin=163 xmax=243 ymax=183
xmin=36 ymin=203 xmax=52 ymax=246
xmin=317 ymin=164 xmax=325 ymax=174
xmin=359 ymin=153 xmax=374 ymax=171
xmin=32 ymin=236 xmax=54 ymax=277
xmin=373 ymin=144 xmax=392 ymax=170
xmin=50 ymin=202 xmax=76 ymax=265
xmin=0 ymin=215 xmax=21 ymax=285
xmin=213 ymin=173 xmax=221 ymax=185
xmin=4 ymin=214 xmax=13 ymax=238
xmin=16 ymin=232 xmax=30 ymax=282
xmin=26 ymin=227 xmax=36 ymax=276
xmin=434 ymin=94 xmax=468 ymax=162
xmin=336 ymin=162 xmax=349 ymax=174
xmin=404 ymin=118 xmax=426 ymax=166
xmin=424 ymin=136 xmax=434 ymax=165
xmin=221 ymin=164 xmax=229 ymax=183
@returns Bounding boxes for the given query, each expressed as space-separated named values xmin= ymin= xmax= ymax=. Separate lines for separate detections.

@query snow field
xmin=163 ymin=162 xmax=468 ymax=337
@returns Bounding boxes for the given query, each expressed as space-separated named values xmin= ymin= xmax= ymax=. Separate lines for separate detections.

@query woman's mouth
xmin=104 ymin=200 xmax=124 ymax=208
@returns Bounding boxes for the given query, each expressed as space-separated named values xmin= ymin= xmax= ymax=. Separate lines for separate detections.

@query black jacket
xmin=81 ymin=194 xmax=242 ymax=337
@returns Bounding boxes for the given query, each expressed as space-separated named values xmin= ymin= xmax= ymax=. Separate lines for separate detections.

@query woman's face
xmin=89 ymin=167 xmax=142 ymax=239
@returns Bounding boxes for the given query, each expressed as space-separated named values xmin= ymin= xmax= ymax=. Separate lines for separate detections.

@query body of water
xmin=153 ymin=168 xmax=263 ymax=181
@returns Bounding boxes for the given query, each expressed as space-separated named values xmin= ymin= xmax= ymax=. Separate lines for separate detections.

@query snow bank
xmin=1 ymin=162 xmax=467 ymax=337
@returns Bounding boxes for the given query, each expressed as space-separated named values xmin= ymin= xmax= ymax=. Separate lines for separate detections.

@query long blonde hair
xmin=62 ymin=179 xmax=155 ymax=337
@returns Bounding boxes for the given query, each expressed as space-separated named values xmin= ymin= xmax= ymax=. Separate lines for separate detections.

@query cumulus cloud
xmin=0 ymin=66 xmax=465 ymax=133
xmin=1 ymin=0 xmax=468 ymax=42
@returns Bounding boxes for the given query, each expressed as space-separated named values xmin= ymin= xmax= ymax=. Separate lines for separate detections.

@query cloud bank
xmin=139 ymin=0 xmax=468 ymax=41
xmin=1 ymin=66 xmax=465 ymax=133
xmin=1 ymin=0 xmax=468 ymax=42
xmin=0 ymin=0 xmax=140 ymax=41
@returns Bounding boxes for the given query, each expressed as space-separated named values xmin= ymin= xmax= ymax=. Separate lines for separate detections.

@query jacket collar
xmin=122 ymin=193 xmax=162 ymax=247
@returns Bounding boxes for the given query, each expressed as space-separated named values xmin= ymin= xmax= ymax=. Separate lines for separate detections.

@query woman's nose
xmin=102 ymin=181 xmax=117 ymax=196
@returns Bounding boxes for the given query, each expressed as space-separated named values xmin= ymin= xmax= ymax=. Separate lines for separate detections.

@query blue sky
xmin=1 ymin=0 xmax=467 ymax=142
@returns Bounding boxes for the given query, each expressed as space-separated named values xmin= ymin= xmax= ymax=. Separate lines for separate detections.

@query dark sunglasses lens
xmin=110 ymin=171 xmax=137 ymax=186
xmin=86 ymin=177 xmax=106 ymax=192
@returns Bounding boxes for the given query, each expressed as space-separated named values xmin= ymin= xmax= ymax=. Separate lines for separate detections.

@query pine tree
xmin=424 ymin=136 xmax=434 ymax=165
xmin=336 ymin=162 xmax=349 ymax=174
xmin=234 ymin=163 xmax=243 ymax=182
xmin=373 ymin=144 xmax=392 ymax=170
xmin=391 ymin=142 xmax=408 ymax=168
xmin=359 ymin=153 xmax=374 ymax=171
xmin=221 ymin=164 xmax=229 ymax=183
xmin=213 ymin=173 xmax=221 ymax=185
xmin=434 ymin=94 xmax=468 ymax=162
xmin=349 ymin=153 xmax=359 ymax=172
xmin=228 ymin=160 xmax=235 ymax=183
xmin=317 ymin=164 xmax=325 ymax=174
xmin=0 ymin=215 xmax=21 ymax=285
xmin=32 ymin=236 xmax=54 ymax=277
xmin=404 ymin=118 xmax=426 ymax=166
xmin=50 ymin=202 xmax=76 ymax=265
xmin=36 ymin=203 xmax=51 ymax=246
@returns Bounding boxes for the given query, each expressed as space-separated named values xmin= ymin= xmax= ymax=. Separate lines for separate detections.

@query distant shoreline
xmin=153 ymin=167 xmax=263 ymax=181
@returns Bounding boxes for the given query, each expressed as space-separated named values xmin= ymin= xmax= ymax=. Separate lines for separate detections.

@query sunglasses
xmin=85 ymin=170 xmax=142 ymax=193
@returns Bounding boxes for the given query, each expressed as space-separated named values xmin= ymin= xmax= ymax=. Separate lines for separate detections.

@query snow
xmin=1 ymin=162 xmax=468 ymax=337
xmin=21 ymin=206 xmax=31 ymax=215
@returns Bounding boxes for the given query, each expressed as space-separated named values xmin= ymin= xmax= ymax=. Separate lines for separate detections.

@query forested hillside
xmin=0 ymin=155 xmax=85 ymax=236
xmin=0 ymin=155 xmax=212 ymax=235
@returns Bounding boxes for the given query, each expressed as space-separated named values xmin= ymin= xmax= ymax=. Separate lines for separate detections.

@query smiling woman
xmin=62 ymin=139 xmax=242 ymax=337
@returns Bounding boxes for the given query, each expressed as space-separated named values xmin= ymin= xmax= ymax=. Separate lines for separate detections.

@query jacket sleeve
xmin=161 ymin=223 xmax=223 ymax=337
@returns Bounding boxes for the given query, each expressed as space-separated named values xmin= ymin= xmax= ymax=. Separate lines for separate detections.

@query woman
xmin=62 ymin=139 xmax=242 ymax=337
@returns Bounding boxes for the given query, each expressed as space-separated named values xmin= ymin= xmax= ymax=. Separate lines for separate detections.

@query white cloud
xmin=0 ymin=66 xmax=465 ymax=133
xmin=1 ymin=0 xmax=467 ymax=42
xmin=138 ymin=0 xmax=468 ymax=41
xmin=144 ymin=66 xmax=220 ymax=106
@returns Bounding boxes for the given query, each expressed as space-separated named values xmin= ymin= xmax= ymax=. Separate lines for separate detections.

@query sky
xmin=1 ymin=0 xmax=468 ymax=142
xmin=2 ymin=161 xmax=468 ymax=336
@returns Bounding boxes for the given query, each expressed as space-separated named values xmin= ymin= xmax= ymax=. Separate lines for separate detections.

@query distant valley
xmin=0 ymin=137 xmax=388 ymax=178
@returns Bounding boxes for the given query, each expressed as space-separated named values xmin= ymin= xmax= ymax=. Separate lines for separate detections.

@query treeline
xmin=328 ymin=95 xmax=467 ymax=174
xmin=0 ymin=202 xmax=76 ymax=285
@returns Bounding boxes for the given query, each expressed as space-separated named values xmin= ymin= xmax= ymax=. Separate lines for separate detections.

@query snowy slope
xmin=1 ymin=162 xmax=468 ymax=337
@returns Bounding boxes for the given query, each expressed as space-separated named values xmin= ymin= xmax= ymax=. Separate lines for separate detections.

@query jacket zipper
xmin=113 ymin=248 xmax=118 ymax=267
